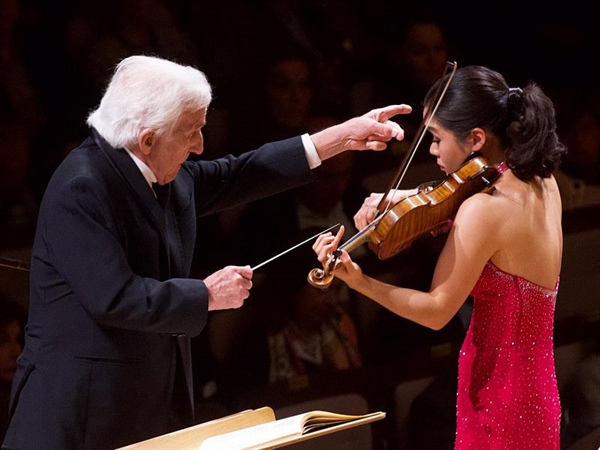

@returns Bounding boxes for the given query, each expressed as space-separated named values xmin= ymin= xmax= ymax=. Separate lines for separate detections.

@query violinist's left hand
xmin=313 ymin=226 xmax=345 ymax=267
xmin=312 ymin=225 xmax=364 ymax=288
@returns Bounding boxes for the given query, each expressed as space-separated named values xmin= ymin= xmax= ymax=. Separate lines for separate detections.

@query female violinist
xmin=313 ymin=65 xmax=567 ymax=449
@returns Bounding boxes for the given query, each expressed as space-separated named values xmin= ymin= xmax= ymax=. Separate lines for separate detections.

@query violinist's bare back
xmin=449 ymin=168 xmax=562 ymax=291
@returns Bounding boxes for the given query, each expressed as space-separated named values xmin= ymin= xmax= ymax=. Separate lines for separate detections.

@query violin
xmin=307 ymin=156 xmax=501 ymax=289
xmin=307 ymin=61 xmax=502 ymax=290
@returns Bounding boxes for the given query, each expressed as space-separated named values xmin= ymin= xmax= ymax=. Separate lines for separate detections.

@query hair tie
xmin=508 ymin=87 xmax=523 ymax=96
xmin=507 ymin=87 xmax=524 ymax=117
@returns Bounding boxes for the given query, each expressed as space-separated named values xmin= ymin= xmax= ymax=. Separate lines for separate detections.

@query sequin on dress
xmin=456 ymin=261 xmax=561 ymax=449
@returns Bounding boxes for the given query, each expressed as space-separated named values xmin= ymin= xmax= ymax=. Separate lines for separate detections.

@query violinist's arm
xmin=320 ymin=194 xmax=501 ymax=330
xmin=354 ymin=188 xmax=418 ymax=230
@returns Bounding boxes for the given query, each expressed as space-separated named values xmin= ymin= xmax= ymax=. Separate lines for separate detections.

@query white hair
xmin=87 ymin=55 xmax=212 ymax=148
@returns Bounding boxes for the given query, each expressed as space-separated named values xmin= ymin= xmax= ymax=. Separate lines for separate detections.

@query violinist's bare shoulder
xmin=450 ymin=189 xmax=509 ymax=252
xmin=455 ymin=189 xmax=506 ymax=223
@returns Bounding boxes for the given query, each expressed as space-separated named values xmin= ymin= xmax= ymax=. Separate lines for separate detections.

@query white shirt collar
xmin=124 ymin=147 xmax=157 ymax=187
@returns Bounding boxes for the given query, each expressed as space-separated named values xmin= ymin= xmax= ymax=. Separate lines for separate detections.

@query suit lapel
xmin=91 ymin=129 xmax=175 ymax=277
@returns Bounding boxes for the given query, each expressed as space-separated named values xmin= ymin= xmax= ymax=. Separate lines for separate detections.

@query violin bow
xmin=307 ymin=62 xmax=459 ymax=290
xmin=377 ymin=61 xmax=458 ymax=217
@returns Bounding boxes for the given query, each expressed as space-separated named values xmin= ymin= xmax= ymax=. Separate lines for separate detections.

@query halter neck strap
xmin=497 ymin=161 xmax=509 ymax=174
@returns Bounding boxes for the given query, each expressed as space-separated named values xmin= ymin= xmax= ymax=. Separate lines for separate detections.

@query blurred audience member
xmin=560 ymin=331 xmax=600 ymax=449
xmin=352 ymin=14 xmax=450 ymax=115
xmin=0 ymin=0 xmax=45 ymax=133
xmin=0 ymin=120 xmax=38 ymax=249
xmin=228 ymin=48 xmax=338 ymax=154
xmin=192 ymin=48 xmax=347 ymax=278
xmin=350 ymin=13 xmax=454 ymax=180
xmin=0 ymin=0 xmax=45 ymax=248
xmin=190 ymin=0 xmax=364 ymax=117
xmin=64 ymin=0 xmax=197 ymax=107
xmin=218 ymin=247 xmax=362 ymax=395
xmin=225 ymin=151 xmax=368 ymax=271
xmin=554 ymin=89 xmax=600 ymax=210
xmin=0 ymin=298 xmax=26 ymax=434
xmin=408 ymin=363 xmax=458 ymax=450
xmin=266 ymin=275 xmax=362 ymax=384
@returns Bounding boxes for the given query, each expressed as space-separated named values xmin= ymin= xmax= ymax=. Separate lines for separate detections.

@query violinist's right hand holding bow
xmin=353 ymin=188 xmax=418 ymax=230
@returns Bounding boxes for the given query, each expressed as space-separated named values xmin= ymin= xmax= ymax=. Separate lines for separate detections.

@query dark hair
xmin=424 ymin=65 xmax=567 ymax=181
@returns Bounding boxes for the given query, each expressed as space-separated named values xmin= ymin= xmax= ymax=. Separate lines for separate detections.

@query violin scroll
xmin=307 ymin=268 xmax=334 ymax=290
xmin=307 ymin=249 xmax=343 ymax=290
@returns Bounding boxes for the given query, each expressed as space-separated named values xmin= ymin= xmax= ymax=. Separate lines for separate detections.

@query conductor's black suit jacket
xmin=2 ymin=129 xmax=314 ymax=449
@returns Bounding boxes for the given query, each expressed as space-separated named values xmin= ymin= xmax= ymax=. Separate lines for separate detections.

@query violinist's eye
xmin=432 ymin=139 xmax=440 ymax=145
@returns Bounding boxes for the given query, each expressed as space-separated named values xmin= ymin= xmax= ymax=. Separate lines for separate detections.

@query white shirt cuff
xmin=301 ymin=133 xmax=321 ymax=169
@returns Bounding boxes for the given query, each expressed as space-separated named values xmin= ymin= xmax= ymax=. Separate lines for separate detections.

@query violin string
xmin=339 ymin=216 xmax=382 ymax=250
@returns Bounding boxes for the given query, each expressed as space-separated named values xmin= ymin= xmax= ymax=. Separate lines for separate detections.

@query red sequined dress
xmin=456 ymin=261 xmax=561 ymax=449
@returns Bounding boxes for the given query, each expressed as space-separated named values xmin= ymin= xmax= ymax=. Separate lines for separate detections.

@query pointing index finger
xmin=374 ymin=104 xmax=412 ymax=122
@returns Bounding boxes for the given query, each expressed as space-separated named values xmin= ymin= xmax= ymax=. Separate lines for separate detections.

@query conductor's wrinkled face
xmin=143 ymin=107 xmax=207 ymax=184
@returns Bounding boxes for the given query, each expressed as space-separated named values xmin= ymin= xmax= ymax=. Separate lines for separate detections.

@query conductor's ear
xmin=139 ymin=129 xmax=154 ymax=154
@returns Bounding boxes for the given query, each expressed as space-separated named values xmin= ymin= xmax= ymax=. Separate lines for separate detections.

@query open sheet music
xmin=198 ymin=410 xmax=385 ymax=450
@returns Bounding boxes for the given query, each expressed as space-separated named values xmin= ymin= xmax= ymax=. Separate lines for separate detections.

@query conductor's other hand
xmin=205 ymin=266 xmax=253 ymax=311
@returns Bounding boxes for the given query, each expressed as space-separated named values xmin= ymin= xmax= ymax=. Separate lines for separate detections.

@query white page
xmin=199 ymin=413 xmax=306 ymax=450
